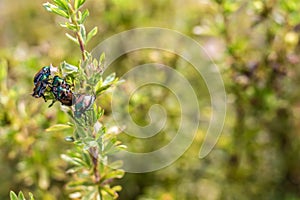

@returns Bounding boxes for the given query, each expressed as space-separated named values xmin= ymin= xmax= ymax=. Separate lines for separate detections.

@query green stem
xmin=89 ymin=147 xmax=101 ymax=183
xmin=69 ymin=5 xmax=86 ymax=61
xmin=98 ymin=186 xmax=103 ymax=200
xmin=76 ymin=32 xmax=86 ymax=61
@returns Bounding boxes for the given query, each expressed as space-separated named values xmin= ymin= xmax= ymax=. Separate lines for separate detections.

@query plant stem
xmin=69 ymin=6 xmax=86 ymax=61
xmin=98 ymin=186 xmax=103 ymax=200
xmin=76 ymin=32 xmax=86 ymax=61
xmin=89 ymin=147 xmax=100 ymax=183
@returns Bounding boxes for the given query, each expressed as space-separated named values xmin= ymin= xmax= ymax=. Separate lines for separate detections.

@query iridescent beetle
xmin=32 ymin=66 xmax=51 ymax=100
xmin=74 ymin=94 xmax=95 ymax=118
xmin=33 ymin=66 xmax=51 ymax=85
xmin=50 ymin=76 xmax=75 ymax=107
xmin=52 ymin=75 xmax=70 ymax=89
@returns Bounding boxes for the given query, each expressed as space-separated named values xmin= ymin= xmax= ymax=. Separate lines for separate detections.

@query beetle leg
xmin=48 ymin=100 xmax=56 ymax=107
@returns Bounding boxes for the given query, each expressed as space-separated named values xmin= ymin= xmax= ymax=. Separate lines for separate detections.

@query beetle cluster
xmin=32 ymin=66 xmax=95 ymax=118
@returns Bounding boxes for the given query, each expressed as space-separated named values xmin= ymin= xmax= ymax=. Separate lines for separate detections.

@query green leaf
xmin=79 ymin=9 xmax=89 ymax=24
xmin=74 ymin=0 xmax=86 ymax=10
xmin=82 ymin=190 xmax=97 ymax=200
xmin=106 ymin=169 xmax=125 ymax=179
xmin=80 ymin=0 xmax=87 ymax=7
xmin=102 ymin=185 xmax=118 ymax=198
xmin=60 ymin=22 xmax=78 ymax=31
xmin=66 ymin=33 xmax=79 ymax=45
xmin=10 ymin=191 xmax=18 ymax=200
xmin=117 ymin=144 xmax=127 ymax=150
xmin=43 ymin=2 xmax=69 ymax=18
xmin=103 ymin=73 xmax=116 ymax=86
xmin=99 ymin=52 xmax=105 ymax=65
xmin=97 ymin=106 xmax=104 ymax=119
xmin=43 ymin=2 xmax=55 ymax=12
xmin=61 ymin=61 xmax=78 ymax=73
xmin=29 ymin=193 xmax=34 ymax=200
xmin=112 ymin=185 xmax=122 ymax=192
xmin=86 ymin=27 xmax=98 ymax=43
xmin=53 ymin=0 xmax=68 ymax=11
xmin=74 ymin=125 xmax=87 ymax=138
xmin=18 ymin=192 xmax=25 ymax=200
xmin=82 ymin=151 xmax=92 ymax=167
xmin=94 ymin=73 xmax=118 ymax=96
xmin=61 ymin=154 xmax=86 ymax=166
xmin=67 ymin=180 xmax=94 ymax=188
xmin=79 ymin=24 xmax=87 ymax=43
xmin=46 ymin=124 xmax=72 ymax=132
xmin=74 ymin=0 xmax=81 ymax=10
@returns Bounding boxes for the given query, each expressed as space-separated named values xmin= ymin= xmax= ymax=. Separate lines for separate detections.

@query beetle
xmin=52 ymin=75 xmax=70 ymax=89
xmin=32 ymin=66 xmax=51 ymax=100
xmin=33 ymin=66 xmax=51 ymax=85
xmin=74 ymin=94 xmax=95 ymax=118
xmin=32 ymin=81 xmax=48 ymax=100
xmin=50 ymin=76 xmax=75 ymax=107
xmin=52 ymin=86 xmax=75 ymax=106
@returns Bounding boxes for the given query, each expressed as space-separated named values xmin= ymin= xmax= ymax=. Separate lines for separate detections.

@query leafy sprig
xmin=43 ymin=0 xmax=98 ymax=60
xmin=10 ymin=1 xmax=125 ymax=199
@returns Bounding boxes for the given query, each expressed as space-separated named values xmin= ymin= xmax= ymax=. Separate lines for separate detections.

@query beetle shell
xmin=52 ymin=86 xmax=75 ymax=106
xmin=33 ymin=66 xmax=51 ymax=85
xmin=52 ymin=75 xmax=70 ymax=89
xmin=32 ymin=81 xmax=48 ymax=101
xmin=51 ymin=75 xmax=75 ymax=106
xmin=32 ymin=66 xmax=51 ymax=100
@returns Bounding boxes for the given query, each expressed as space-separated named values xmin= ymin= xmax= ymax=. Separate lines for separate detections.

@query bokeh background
xmin=1 ymin=0 xmax=300 ymax=199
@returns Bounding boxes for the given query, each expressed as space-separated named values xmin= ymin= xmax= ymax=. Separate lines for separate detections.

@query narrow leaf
xmin=79 ymin=9 xmax=89 ymax=24
xmin=29 ymin=193 xmax=35 ymax=200
xmin=74 ymin=0 xmax=81 ymax=10
xmin=43 ymin=3 xmax=69 ymax=18
xmin=102 ymin=186 xmax=118 ymax=198
xmin=9 ymin=191 xmax=18 ymax=200
xmin=103 ymin=73 xmax=116 ymax=85
xmin=105 ymin=169 xmax=125 ymax=179
xmin=53 ymin=0 xmax=68 ymax=11
xmin=61 ymin=61 xmax=78 ymax=73
xmin=79 ymin=24 xmax=87 ymax=43
xmin=82 ymin=190 xmax=97 ymax=200
xmin=18 ymin=192 xmax=25 ymax=200
xmin=60 ymin=22 xmax=78 ymax=31
xmin=80 ymin=0 xmax=87 ymax=7
xmin=113 ymin=185 xmax=122 ymax=192
xmin=43 ymin=2 xmax=55 ymax=12
xmin=86 ymin=27 xmax=98 ymax=43
xmin=99 ymin=52 xmax=105 ymax=64
xmin=46 ymin=124 xmax=72 ymax=132
xmin=61 ymin=154 xmax=86 ymax=166
xmin=65 ymin=33 xmax=79 ymax=45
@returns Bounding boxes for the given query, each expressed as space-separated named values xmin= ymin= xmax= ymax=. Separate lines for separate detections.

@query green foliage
xmin=1 ymin=0 xmax=300 ymax=200
xmin=43 ymin=0 xmax=98 ymax=60
xmin=10 ymin=191 xmax=34 ymax=200
xmin=40 ymin=0 xmax=125 ymax=199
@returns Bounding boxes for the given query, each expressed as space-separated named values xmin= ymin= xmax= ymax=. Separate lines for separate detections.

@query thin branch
xmin=76 ymin=32 xmax=86 ymax=61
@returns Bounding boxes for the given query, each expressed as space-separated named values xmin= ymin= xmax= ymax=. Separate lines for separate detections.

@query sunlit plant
xmin=10 ymin=191 xmax=34 ymax=200
xmin=11 ymin=0 xmax=125 ymax=199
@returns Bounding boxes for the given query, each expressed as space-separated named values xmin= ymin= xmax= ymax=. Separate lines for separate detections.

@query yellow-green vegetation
xmin=1 ymin=0 xmax=300 ymax=199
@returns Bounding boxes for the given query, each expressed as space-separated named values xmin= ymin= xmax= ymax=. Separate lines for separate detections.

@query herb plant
xmin=11 ymin=0 xmax=125 ymax=199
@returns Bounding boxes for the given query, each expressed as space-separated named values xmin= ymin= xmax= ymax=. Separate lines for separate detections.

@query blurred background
xmin=1 ymin=0 xmax=300 ymax=199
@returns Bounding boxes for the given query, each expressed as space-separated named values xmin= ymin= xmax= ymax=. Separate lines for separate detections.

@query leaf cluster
xmin=10 ymin=191 xmax=34 ymax=200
